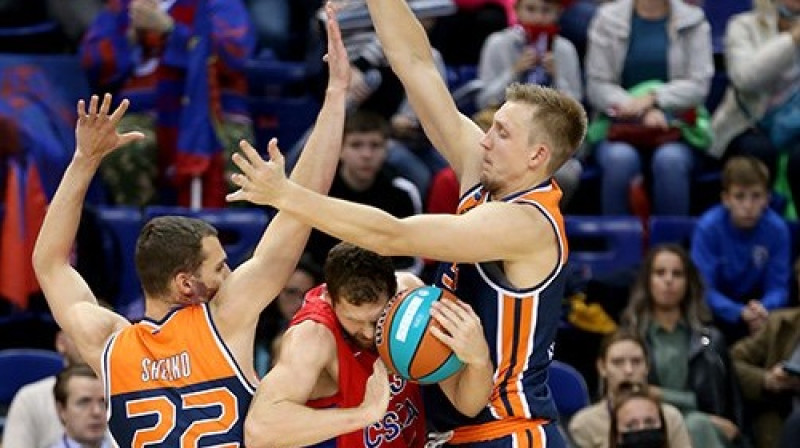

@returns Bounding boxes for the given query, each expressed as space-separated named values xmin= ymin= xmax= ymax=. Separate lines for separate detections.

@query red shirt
xmin=291 ymin=285 xmax=426 ymax=448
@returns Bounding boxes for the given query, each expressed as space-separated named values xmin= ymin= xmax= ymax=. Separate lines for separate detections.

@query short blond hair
xmin=505 ymin=83 xmax=587 ymax=174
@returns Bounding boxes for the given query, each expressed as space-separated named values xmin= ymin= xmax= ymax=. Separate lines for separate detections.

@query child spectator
xmin=691 ymin=156 xmax=791 ymax=343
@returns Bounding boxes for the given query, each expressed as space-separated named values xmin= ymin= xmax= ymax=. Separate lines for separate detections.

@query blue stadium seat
xmin=703 ymin=0 xmax=752 ymax=54
xmin=547 ymin=359 xmax=590 ymax=421
xmin=648 ymin=216 xmax=697 ymax=249
xmin=0 ymin=348 xmax=63 ymax=407
xmin=96 ymin=206 xmax=144 ymax=320
xmin=249 ymin=96 xmax=320 ymax=153
xmin=565 ymin=216 xmax=644 ymax=279
xmin=144 ymin=206 xmax=273 ymax=269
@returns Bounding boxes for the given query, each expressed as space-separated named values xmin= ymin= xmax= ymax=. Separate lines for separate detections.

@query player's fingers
xmin=109 ymin=98 xmax=130 ymax=124
xmin=88 ymin=95 xmax=99 ymax=118
xmin=229 ymin=172 xmax=254 ymax=190
xmin=99 ymin=93 xmax=112 ymax=117
xmin=119 ymin=131 xmax=146 ymax=146
xmin=225 ymin=189 xmax=247 ymax=203
xmin=232 ymin=149 xmax=257 ymax=179
xmin=77 ymin=99 xmax=87 ymax=120
xmin=429 ymin=325 xmax=456 ymax=347
xmin=266 ymin=138 xmax=285 ymax=167
xmin=433 ymin=300 xmax=464 ymax=324
xmin=238 ymin=139 xmax=264 ymax=167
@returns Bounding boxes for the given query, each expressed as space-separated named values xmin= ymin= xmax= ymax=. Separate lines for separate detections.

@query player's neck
xmin=492 ymin=173 xmax=550 ymax=199
xmin=144 ymin=295 xmax=184 ymax=321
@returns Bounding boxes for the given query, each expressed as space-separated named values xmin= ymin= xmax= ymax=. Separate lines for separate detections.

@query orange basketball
xmin=375 ymin=286 xmax=464 ymax=384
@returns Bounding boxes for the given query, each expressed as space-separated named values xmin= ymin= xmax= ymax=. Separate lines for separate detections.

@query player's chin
xmin=356 ymin=338 xmax=376 ymax=349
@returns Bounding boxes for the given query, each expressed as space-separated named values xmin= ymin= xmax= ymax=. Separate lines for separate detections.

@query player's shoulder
xmin=285 ymin=320 xmax=336 ymax=350
xmin=281 ymin=321 xmax=337 ymax=367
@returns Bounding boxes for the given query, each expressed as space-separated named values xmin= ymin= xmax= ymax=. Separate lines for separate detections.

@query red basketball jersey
xmin=292 ymin=285 xmax=426 ymax=448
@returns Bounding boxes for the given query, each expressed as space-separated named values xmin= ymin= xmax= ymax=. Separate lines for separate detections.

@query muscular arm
xmin=32 ymin=96 xmax=137 ymax=373
xmin=364 ymin=0 xmax=483 ymax=187
xmin=213 ymin=5 xmax=347 ymax=330
xmin=244 ymin=322 xmax=384 ymax=447
xmin=438 ymin=356 xmax=493 ymax=417
xmin=263 ymin=181 xmax=546 ymax=265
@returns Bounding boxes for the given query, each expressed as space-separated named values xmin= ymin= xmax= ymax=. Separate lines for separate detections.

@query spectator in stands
xmin=622 ymin=244 xmax=748 ymax=448
xmin=295 ymin=0 xmax=456 ymax=196
xmin=429 ymin=0 xmax=514 ymax=65
xmin=51 ymin=364 xmax=111 ymax=448
xmin=80 ymin=0 xmax=255 ymax=207
xmin=476 ymin=0 xmax=584 ymax=209
xmin=585 ymin=0 xmax=713 ymax=216
xmin=691 ymin=156 xmax=791 ymax=343
xmin=608 ymin=384 xmax=670 ymax=448
xmin=710 ymin=0 xmax=800 ymax=189
xmin=254 ymin=252 xmax=322 ymax=375
xmin=3 ymin=331 xmax=82 ymax=448
xmin=569 ymin=329 xmax=691 ymax=448
xmin=477 ymin=0 xmax=583 ymax=109
xmin=304 ymin=109 xmax=423 ymax=275
xmin=730 ymin=259 xmax=800 ymax=448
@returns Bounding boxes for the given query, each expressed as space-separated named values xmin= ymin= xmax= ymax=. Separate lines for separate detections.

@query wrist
xmin=325 ymin=86 xmax=348 ymax=97
xmin=72 ymin=150 xmax=103 ymax=170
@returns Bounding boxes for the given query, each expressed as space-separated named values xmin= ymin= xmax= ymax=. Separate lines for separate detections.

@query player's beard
xmin=480 ymin=172 xmax=501 ymax=197
xmin=180 ymin=278 xmax=213 ymax=305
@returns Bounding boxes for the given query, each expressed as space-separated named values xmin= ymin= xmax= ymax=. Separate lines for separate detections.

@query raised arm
xmin=213 ymin=3 xmax=348 ymax=328
xmin=32 ymin=95 xmax=142 ymax=373
xmin=244 ymin=322 xmax=390 ymax=447
xmin=364 ymin=0 xmax=483 ymax=186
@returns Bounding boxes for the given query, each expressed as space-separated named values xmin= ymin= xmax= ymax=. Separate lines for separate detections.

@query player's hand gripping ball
xmin=375 ymin=286 xmax=464 ymax=384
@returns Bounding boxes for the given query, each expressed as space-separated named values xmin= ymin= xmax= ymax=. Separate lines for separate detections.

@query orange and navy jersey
xmin=295 ymin=286 xmax=426 ymax=448
xmin=102 ymin=303 xmax=256 ymax=447
xmin=429 ymin=180 xmax=568 ymax=440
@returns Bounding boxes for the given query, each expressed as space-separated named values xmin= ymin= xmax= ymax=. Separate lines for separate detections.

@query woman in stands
xmin=608 ymin=384 xmax=670 ymax=448
xmin=568 ymin=329 xmax=691 ymax=448
xmin=620 ymin=244 xmax=749 ymax=448
xmin=585 ymin=0 xmax=713 ymax=216
xmin=710 ymin=0 xmax=800 ymax=212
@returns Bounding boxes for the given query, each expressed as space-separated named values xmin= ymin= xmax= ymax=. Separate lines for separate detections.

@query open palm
xmin=75 ymin=94 xmax=144 ymax=162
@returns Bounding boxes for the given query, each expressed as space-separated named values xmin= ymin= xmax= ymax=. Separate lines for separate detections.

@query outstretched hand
xmin=322 ymin=2 xmax=351 ymax=92
xmin=226 ymin=138 xmax=290 ymax=207
xmin=75 ymin=94 xmax=145 ymax=163
xmin=429 ymin=299 xmax=490 ymax=367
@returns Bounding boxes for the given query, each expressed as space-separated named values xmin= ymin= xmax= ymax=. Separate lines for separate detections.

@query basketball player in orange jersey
xmin=226 ymin=3 xmax=587 ymax=448
xmin=244 ymin=242 xmax=493 ymax=448
xmin=31 ymin=4 xmax=351 ymax=445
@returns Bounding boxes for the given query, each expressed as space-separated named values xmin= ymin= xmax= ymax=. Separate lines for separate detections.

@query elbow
xmin=31 ymin=244 xmax=51 ymax=277
xmin=457 ymin=403 xmax=485 ymax=419
xmin=244 ymin=417 xmax=282 ymax=448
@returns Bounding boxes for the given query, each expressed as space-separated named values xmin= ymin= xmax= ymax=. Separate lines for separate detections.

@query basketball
xmin=375 ymin=285 xmax=465 ymax=384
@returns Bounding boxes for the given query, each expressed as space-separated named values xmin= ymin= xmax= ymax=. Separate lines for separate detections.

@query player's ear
xmin=174 ymin=272 xmax=194 ymax=298
xmin=528 ymin=143 xmax=549 ymax=170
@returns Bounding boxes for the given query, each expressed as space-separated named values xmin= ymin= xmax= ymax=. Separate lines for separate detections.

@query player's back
xmin=103 ymin=303 xmax=256 ymax=447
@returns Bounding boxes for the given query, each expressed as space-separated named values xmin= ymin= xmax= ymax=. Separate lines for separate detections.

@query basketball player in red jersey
xmin=244 ymin=242 xmax=493 ymax=448
xmin=31 ymin=4 xmax=351 ymax=445
xmin=226 ymin=1 xmax=587 ymax=445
